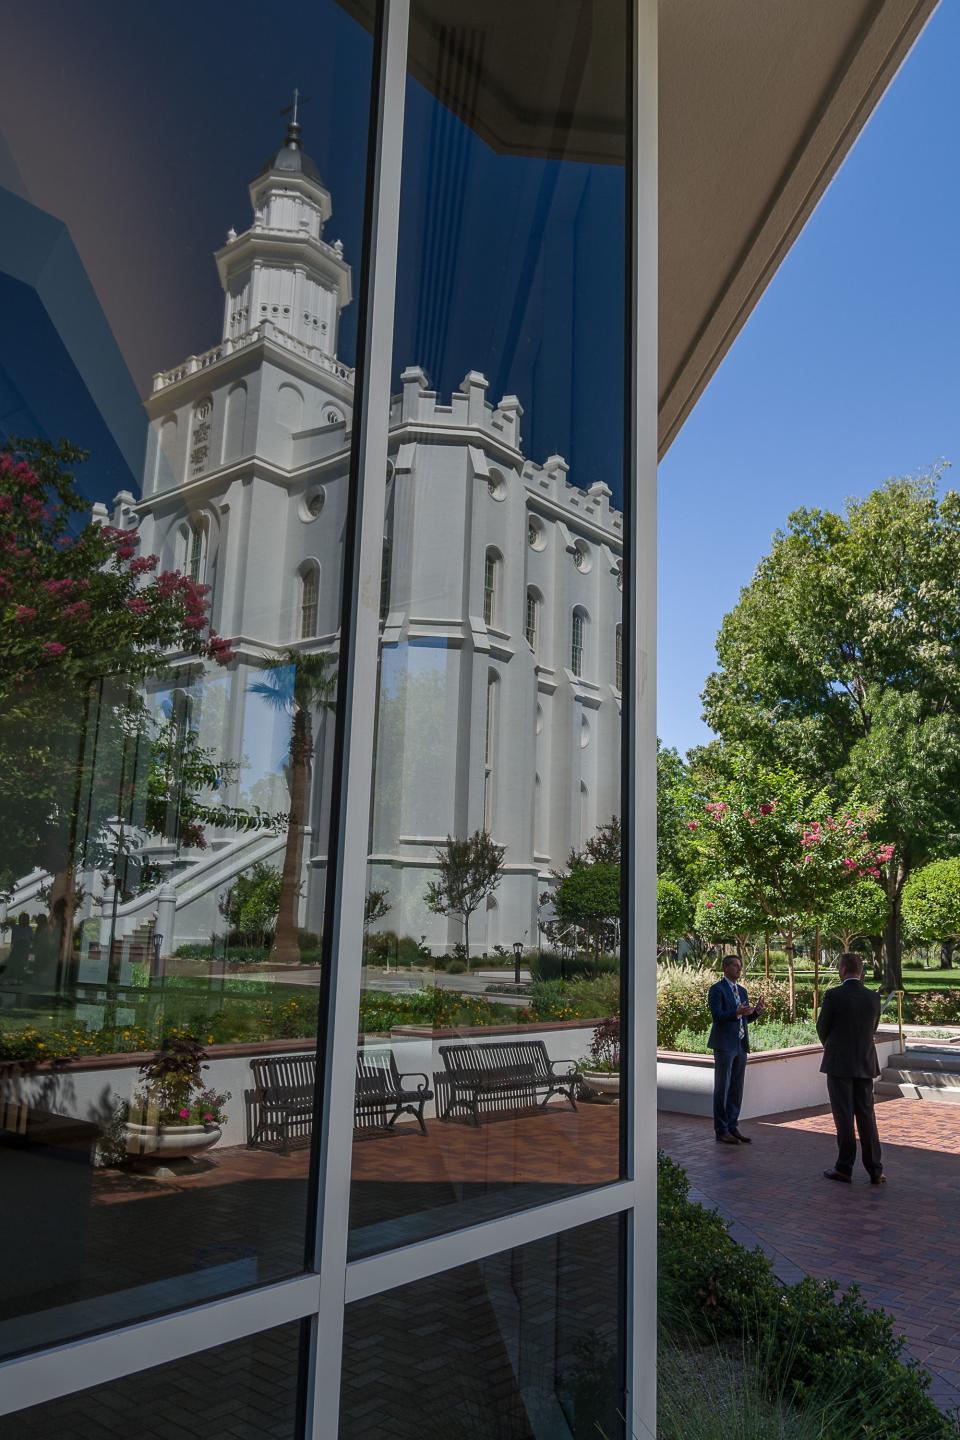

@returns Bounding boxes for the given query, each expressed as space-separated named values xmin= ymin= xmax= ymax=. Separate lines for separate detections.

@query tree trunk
xmin=882 ymin=858 xmax=907 ymax=992
xmin=869 ymin=936 xmax=883 ymax=983
xmin=463 ymin=910 xmax=471 ymax=971
xmin=941 ymin=939 xmax=955 ymax=970
xmin=270 ymin=711 xmax=311 ymax=965
xmin=784 ymin=932 xmax=796 ymax=1018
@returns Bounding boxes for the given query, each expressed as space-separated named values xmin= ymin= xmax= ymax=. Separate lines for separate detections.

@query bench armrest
xmin=548 ymin=1060 xmax=579 ymax=1079
xmin=397 ymin=1070 xmax=431 ymax=1093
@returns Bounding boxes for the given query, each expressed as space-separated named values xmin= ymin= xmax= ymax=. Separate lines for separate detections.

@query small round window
xmin=572 ymin=542 xmax=591 ymax=572
xmin=527 ymin=515 xmax=546 ymax=551
xmin=487 ymin=469 xmax=507 ymax=501
xmin=300 ymin=486 xmax=326 ymax=522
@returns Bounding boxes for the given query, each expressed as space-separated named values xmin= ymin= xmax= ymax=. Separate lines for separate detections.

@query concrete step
xmin=887 ymin=1049 xmax=960 ymax=1074
xmin=876 ymin=1067 xmax=960 ymax=1102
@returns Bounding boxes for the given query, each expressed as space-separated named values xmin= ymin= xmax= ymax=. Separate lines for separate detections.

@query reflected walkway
xmin=658 ymin=1100 xmax=960 ymax=1412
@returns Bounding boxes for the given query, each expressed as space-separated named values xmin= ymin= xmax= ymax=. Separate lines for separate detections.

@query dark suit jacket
xmin=816 ymin=978 xmax=882 ymax=1078
xmin=707 ymin=978 xmax=756 ymax=1053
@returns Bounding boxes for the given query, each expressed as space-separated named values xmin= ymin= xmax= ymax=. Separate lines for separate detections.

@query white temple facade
xmin=119 ymin=121 xmax=623 ymax=955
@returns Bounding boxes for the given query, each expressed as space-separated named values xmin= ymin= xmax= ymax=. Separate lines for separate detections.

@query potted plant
xmin=580 ymin=1017 xmax=620 ymax=1097
xmin=125 ymin=1034 xmax=229 ymax=1163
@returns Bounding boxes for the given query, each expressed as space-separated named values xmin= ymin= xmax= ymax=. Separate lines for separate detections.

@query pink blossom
xmin=704 ymin=901 xmax=714 ymax=909
xmin=22 ymin=495 xmax=43 ymax=519
xmin=705 ymin=801 xmax=729 ymax=817
xmin=42 ymin=578 xmax=74 ymax=595
xmin=62 ymin=600 xmax=90 ymax=622
xmin=0 ymin=496 xmax=12 ymax=514
xmin=875 ymin=844 xmax=895 ymax=862
xmin=126 ymin=597 xmax=151 ymax=616
xmin=202 ymin=1111 xmax=213 ymax=1122
xmin=129 ymin=554 xmax=159 ymax=575
xmin=686 ymin=821 xmax=699 ymax=831
xmin=14 ymin=605 xmax=36 ymax=623
xmin=178 ymin=1107 xmax=190 ymax=1121
xmin=13 ymin=461 xmax=39 ymax=487
xmin=758 ymin=802 xmax=774 ymax=816
xmin=841 ymin=858 xmax=856 ymax=869
xmin=43 ymin=642 xmax=66 ymax=656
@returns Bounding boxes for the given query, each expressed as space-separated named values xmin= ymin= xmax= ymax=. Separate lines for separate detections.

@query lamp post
xmin=513 ymin=940 xmax=523 ymax=987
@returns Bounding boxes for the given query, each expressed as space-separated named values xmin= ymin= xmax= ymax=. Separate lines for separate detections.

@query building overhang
xmin=338 ymin=0 xmax=938 ymax=457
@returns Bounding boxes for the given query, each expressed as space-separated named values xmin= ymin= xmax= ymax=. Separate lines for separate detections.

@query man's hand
xmin=736 ymin=1003 xmax=751 ymax=1017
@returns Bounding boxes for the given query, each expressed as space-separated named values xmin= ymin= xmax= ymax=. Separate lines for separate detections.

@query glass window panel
xmin=341 ymin=1216 xmax=626 ymax=1439
xmin=0 ymin=1321 xmax=303 ymax=1440
xmin=350 ymin=0 xmax=627 ymax=1258
xmin=0 ymin=1 xmax=373 ymax=1355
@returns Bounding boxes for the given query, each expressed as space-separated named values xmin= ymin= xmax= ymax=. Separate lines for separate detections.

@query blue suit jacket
xmin=707 ymin=978 xmax=753 ymax=1053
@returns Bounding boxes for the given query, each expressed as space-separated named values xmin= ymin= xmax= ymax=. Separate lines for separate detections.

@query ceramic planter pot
xmin=581 ymin=1069 xmax=620 ymax=1096
xmin=124 ymin=1121 xmax=222 ymax=1160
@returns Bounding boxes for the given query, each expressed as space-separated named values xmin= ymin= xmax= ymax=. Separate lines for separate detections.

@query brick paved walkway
xmin=658 ymin=1098 xmax=960 ymax=1413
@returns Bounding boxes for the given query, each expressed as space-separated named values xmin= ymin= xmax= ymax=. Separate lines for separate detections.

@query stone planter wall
xmin=657 ymin=1028 xmax=900 ymax=1120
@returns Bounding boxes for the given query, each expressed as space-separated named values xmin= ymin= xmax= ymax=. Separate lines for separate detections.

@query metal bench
xmin=436 ymin=1039 xmax=579 ymax=1126
xmin=355 ymin=1047 xmax=433 ymax=1136
xmin=248 ymin=1053 xmax=316 ymax=1154
xmin=248 ymin=1049 xmax=433 ymax=1153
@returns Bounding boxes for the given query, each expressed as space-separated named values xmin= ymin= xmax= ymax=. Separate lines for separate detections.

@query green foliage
xmin=658 ymin=1152 xmax=956 ymax=1439
xmin=672 ymin=1020 xmax=818 ymax=1054
xmin=425 ymin=829 xmax=506 ymax=963
xmin=905 ymin=989 xmax=960 ymax=1024
xmin=817 ymin=876 xmax=888 ymax=948
xmin=217 ymin=863 xmax=282 ymax=946
xmin=529 ymin=951 xmax=618 ymax=982
xmin=657 ymin=875 xmax=693 ymax=943
xmin=656 ymin=969 xmax=794 ymax=1049
xmin=694 ymin=877 xmax=766 ymax=946
xmin=445 ymin=958 xmax=466 ymax=974
xmin=554 ymin=861 xmax=621 ymax=950
xmin=903 ymin=858 xmax=960 ymax=942
xmin=702 ymin=472 xmax=960 ymax=988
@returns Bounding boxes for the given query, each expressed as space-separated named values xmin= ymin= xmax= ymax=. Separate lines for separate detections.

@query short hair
xmin=721 ymin=954 xmax=740 ymax=971
xmin=839 ymin=951 xmax=864 ymax=978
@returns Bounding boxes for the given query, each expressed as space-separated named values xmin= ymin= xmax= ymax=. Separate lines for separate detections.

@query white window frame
xmin=0 ymin=5 xmax=658 ymax=1437
xmin=300 ymin=564 xmax=320 ymax=638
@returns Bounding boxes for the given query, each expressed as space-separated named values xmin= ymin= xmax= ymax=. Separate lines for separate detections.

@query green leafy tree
xmin=363 ymin=886 xmax=391 ymax=956
xmin=248 ymin=649 xmax=337 ymax=964
xmin=902 ymin=857 xmax=960 ymax=969
xmin=693 ymin=878 xmax=765 ymax=961
xmin=694 ymin=759 xmax=882 ymax=1011
xmin=657 ymin=876 xmax=693 ymax=952
xmin=702 ymin=473 xmax=960 ymax=989
xmin=425 ymin=830 xmax=505 ymax=968
xmin=218 ymin=862 xmax=283 ymax=948
xmin=0 ymin=439 xmax=231 ymax=967
xmin=554 ymin=861 xmax=621 ymax=958
xmin=817 ymin=877 xmax=889 ymax=954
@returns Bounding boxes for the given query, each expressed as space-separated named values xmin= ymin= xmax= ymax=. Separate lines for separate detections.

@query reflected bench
xmin=248 ymin=1049 xmax=433 ymax=1153
xmin=435 ymin=1039 xmax=580 ymax=1127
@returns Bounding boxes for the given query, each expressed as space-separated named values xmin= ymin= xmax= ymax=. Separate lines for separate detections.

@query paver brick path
xmin=658 ymin=1098 xmax=960 ymax=1413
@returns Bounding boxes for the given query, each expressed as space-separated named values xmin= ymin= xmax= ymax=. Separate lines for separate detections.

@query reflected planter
xmin=581 ymin=1069 xmax=620 ymax=1097
xmin=124 ymin=1121 xmax=223 ymax=1160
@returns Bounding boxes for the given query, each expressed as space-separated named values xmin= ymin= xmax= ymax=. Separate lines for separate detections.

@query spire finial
xmin=280 ymin=88 xmax=309 ymax=151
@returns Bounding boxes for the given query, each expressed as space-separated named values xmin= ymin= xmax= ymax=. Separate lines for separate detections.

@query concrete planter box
xmin=657 ymin=1029 xmax=899 ymax=1119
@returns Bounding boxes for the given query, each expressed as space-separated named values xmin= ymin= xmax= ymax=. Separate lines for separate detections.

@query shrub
xmin=530 ymin=951 xmax=618 ymax=983
xmin=528 ymin=979 xmax=571 ymax=1020
xmin=445 ymin=958 xmax=466 ymax=974
xmin=565 ymin=973 xmax=620 ymax=1019
xmin=657 ymin=1152 xmax=954 ymax=1439
xmin=655 ymin=968 xmax=795 ymax=1049
xmin=671 ymin=1020 xmax=818 ymax=1055
xmin=907 ymin=990 xmax=960 ymax=1025
xmin=296 ymin=928 xmax=321 ymax=953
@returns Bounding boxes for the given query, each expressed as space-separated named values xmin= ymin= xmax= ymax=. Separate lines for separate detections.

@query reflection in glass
xmin=0 ymin=1321 xmax=303 ymax=1440
xmin=341 ymin=1217 xmax=625 ymax=1439
xmin=0 ymin=1 xmax=372 ymax=1356
xmin=350 ymin=0 xmax=628 ymax=1257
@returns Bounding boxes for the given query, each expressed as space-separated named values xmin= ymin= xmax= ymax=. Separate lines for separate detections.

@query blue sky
xmin=658 ymin=1 xmax=960 ymax=759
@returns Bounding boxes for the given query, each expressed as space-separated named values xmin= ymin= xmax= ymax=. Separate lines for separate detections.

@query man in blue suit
xmin=708 ymin=955 xmax=765 ymax=1144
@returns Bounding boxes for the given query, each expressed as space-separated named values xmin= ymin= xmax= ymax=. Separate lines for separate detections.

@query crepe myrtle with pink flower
xmin=694 ymin=757 xmax=881 ymax=1012
xmin=0 ymin=437 xmax=236 ymax=933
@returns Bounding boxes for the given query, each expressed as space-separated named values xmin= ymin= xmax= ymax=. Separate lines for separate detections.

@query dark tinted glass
xmin=349 ymin=0 xmax=629 ymax=1258
xmin=0 ymin=1321 xmax=303 ymax=1440
xmin=0 ymin=0 xmax=372 ymax=1353
xmin=341 ymin=1216 xmax=626 ymax=1439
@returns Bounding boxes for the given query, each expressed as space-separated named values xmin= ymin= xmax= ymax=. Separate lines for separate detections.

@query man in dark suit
xmin=707 ymin=955 xmax=765 ymax=1144
xmin=817 ymin=951 xmax=885 ymax=1186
